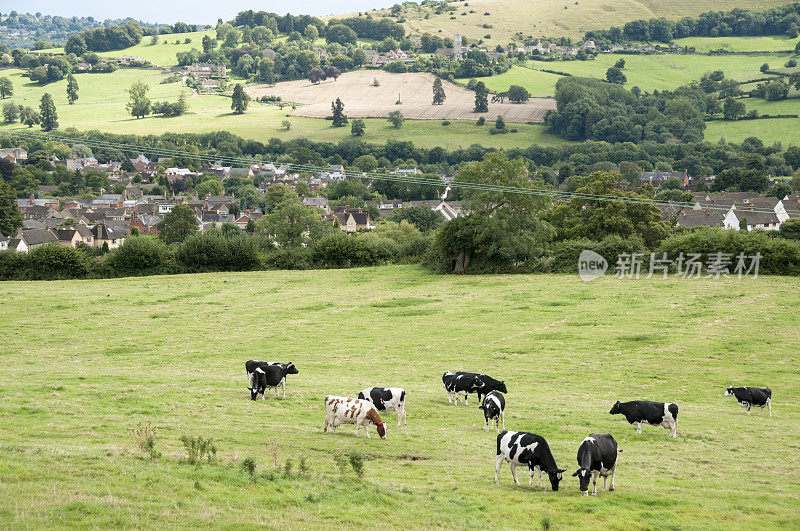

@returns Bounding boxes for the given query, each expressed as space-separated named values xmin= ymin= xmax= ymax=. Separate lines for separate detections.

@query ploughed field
xmin=1 ymin=265 xmax=799 ymax=527
xmin=246 ymin=71 xmax=557 ymax=123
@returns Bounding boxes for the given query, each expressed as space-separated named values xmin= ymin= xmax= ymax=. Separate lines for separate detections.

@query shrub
xmin=27 ymin=243 xmax=91 ymax=280
xmin=241 ymin=457 xmax=256 ymax=478
xmin=311 ymin=232 xmax=363 ymax=267
xmin=0 ymin=249 xmax=30 ymax=280
xmin=177 ymin=231 xmax=259 ymax=272
xmin=262 ymin=247 xmax=312 ymax=270
xmin=476 ymin=116 xmax=485 ymax=125
xmin=348 ymin=452 xmax=365 ymax=480
xmin=108 ymin=236 xmax=174 ymax=276
xmin=179 ymin=435 xmax=217 ymax=464
xmin=128 ymin=421 xmax=161 ymax=459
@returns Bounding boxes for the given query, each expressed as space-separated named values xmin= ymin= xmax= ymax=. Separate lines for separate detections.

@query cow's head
xmin=442 ymin=372 xmax=452 ymax=382
xmin=366 ymin=409 xmax=387 ymax=439
xmin=546 ymin=468 xmax=566 ymax=491
xmin=496 ymin=381 xmax=508 ymax=394
xmin=285 ymin=362 xmax=299 ymax=375
xmin=724 ymin=387 xmax=734 ymax=397
xmin=250 ymin=386 xmax=260 ymax=401
xmin=609 ymin=401 xmax=621 ymax=415
xmin=572 ymin=468 xmax=591 ymax=493
xmin=376 ymin=422 xmax=387 ymax=439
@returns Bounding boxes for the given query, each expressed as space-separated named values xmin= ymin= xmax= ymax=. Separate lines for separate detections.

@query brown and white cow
xmin=323 ymin=395 xmax=387 ymax=439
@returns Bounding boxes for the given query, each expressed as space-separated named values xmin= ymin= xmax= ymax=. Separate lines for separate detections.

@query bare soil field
xmin=246 ymin=71 xmax=556 ymax=123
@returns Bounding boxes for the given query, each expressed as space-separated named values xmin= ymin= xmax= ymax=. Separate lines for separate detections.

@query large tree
xmin=0 ymin=179 xmax=23 ymax=237
xmin=606 ymin=66 xmax=627 ymax=84
xmin=722 ymin=98 xmax=745 ymax=120
xmin=331 ymin=97 xmax=347 ymax=127
xmin=473 ymin=81 xmax=488 ymax=113
xmin=0 ymin=76 xmax=13 ymax=99
xmin=257 ymin=196 xmax=331 ymax=246
xmin=66 ymin=73 xmax=79 ymax=105
xmin=157 ymin=203 xmax=199 ymax=243
xmin=231 ymin=83 xmax=249 ymax=114
xmin=126 ymin=81 xmax=151 ymax=118
xmin=39 ymin=92 xmax=58 ymax=131
xmin=387 ymin=110 xmax=404 ymax=128
xmin=432 ymin=77 xmax=446 ymax=105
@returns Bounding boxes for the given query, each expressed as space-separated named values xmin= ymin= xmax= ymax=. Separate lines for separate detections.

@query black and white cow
xmin=495 ymin=430 xmax=565 ymax=490
xmin=478 ymin=391 xmax=505 ymax=432
xmin=442 ymin=371 xmax=483 ymax=405
xmin=572 ymin=434 xmax=618 ymax=496
xmin=245 ymin=360 xmax=298 ymax=398
xmin=456 ymin=372 xmax=508 ymax=402
xmin=250 ymin=363 xmax=298 ymax=400
xmin=724 ymin=386 xmax=772 ymax=417
xmin=610 ymin=400 xmax=678 ymax=437
xmin=357 ymin=387 xmax=407 ymax=427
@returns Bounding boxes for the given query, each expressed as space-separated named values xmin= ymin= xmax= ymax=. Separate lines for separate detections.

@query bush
xmin=0 ymin=249 xmax=30 ymax=280
xmin=548 ymin=235 xmax=646 ymax=273
xmin=179 ymin=435 xmax=217 ymax=464
xmin=27 ymin=243 xmax=91 ymax=280
xmin=108 ymin=236 xmax=175 ymax=276
xmin=262 ymin=247 xmax=312 ymax=270
xmin=311 ymin=232 xmax=364 ymax=268
xmin=177 ymin=231 xmax=259 ymax=272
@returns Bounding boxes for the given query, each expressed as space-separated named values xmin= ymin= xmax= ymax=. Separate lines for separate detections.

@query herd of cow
xmin=245 ymin=360 xmax=773 ymax=496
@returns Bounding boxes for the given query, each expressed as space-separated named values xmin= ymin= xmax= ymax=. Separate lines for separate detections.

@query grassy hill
xmin=0 ymin=68 xmax=569 ymax=149
xmin=346 ymin=0 xmax=795 ymax=43
xmin=1 ymin=266 xmax=799 ymax=527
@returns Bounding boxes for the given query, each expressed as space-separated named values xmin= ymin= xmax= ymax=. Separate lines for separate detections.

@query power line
xmin=0 ymin=129 xmax=785 ymax=215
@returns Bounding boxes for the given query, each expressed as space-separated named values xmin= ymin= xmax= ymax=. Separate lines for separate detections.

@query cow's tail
xmin=668 ymin=403 xmax=679 ymax=422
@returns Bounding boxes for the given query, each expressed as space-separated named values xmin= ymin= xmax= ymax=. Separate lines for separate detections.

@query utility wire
xmin=1 ymin=129 xmax=785 ymax=215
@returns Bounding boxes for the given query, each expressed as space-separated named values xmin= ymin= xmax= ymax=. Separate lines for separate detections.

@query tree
xmin=494 ymin=115 xmax=506 ymax=132
xmin=0 ymin=179 xmax=23 ymax=237
xmin=387 ymin=110 xmax=404 ymax=128
xmin=432 ymin=77 xmax=446 ymax=105
xmin=66 ymin=74 xmax=79 ymax=104
xmin=351 ymin=118 xmax=366 ymax=136
xmin=157 ymin=203 xmax=198 ymax=243
xmin=195 ymin=179 xmax=223 ymax=199
xmin=388 ymin=205 xmax=442 ymax=232
xmin=506 ymin=84 xmax=530 ymax=103
xmin=606 ymin=66 xmax=626 ymax=84
xmin=3 ymin=102 xmax=19 ymax=123
xmin=231 ymin=83 xmax=249 ymax=114
xmin=257 ymin=196 xmax=329 ymax=247
xmin=126 ymin=81 xmax=151 ymax=118
xmin=331 ymin=97 xmax=347 ymax=127
xmin=0 ymin=76 xmax=12 ymax=99
xmin=760 ymin=63 xmax=770 ymax=73
xmin=39 ymin=92 xmax=58 ymax=131
xmin=326 ymin=24 xmax=358 ymax=45
xmin=308 ymin=67 xmax=326 ymax=84
xmin=779 ymin=218 xmax=800 ymax=240
xmin=281 ymin=119 xmax=291 ymax=130
xmin=614 ymin=58 xmax=626 ymax=69
xmin=722 ymin=97 xmax=745 ymax=120
xmin=473 ymin=81 xmax=488 ymax=112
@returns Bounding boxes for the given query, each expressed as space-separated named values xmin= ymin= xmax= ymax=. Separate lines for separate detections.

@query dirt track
xmin=245 ymin=71 xmax=555 ymax=123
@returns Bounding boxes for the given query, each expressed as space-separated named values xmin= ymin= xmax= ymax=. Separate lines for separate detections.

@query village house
xmin=0 ymin=147 xmax=28 ymax=164
xmin=186 ymin=62 xmax=227 ymax=79
xmin=640 ymin=170 xmax=689 ymax=187
xmin=329 ymin=208 xmax=372 ymax=232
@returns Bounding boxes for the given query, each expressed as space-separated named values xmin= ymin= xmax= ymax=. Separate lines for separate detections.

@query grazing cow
xmin=251 ymin=363 xmax=298 ymax=400
xmin=478 ymin=391 xmax=505 ymax=432
xmin=357 ymin=387 xmax=407 ymax=427
xmin=323 ymin=395 xmax=387 ymax=439
xmin=572 ymin=434 xmax=618 ymax=496
xmin=724 ymin=386 xmax=772 ymax=417
xmin=245 ymin=360 xmax=298 ymax=397
xmin=610 ymin=400 xmax=678 ymax=437
xmin=457 ymin=372 xmax=508 ymax=402
xmin=495 ymin=430 xmax=565 ymax=490
xmin=442 ymin=371 xmax=483 ymax=405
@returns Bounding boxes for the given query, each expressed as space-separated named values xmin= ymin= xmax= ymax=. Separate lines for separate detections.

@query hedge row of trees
xmin=585 ymin=4 xmax=800 ymax=44
xmin=64 ymin=21 xmax=144 ymax=54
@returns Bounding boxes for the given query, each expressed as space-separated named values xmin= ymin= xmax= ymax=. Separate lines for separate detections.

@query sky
xmin=5 ymin=0 xmax=403 ymax=25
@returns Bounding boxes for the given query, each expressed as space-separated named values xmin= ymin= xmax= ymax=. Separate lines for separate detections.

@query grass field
xmin=674 ymin=35 xmax=800 ymax=53
xmin=478 ymin=54 xmax=792 ymax=97
xmin=0 ymin=68 xmax=568 ymax=149
xmin=345 ymin=0 xmax=794 ymax=42
xmin=705 ymin=117 xmax=800 ymax=146
xmin=1 ymin=266 xmax=799 ymax=527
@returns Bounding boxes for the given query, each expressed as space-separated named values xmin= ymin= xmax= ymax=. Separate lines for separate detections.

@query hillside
xmin=344 ymin=0 xmax=795 ymax=42
xmin=1 ymin=266 xmax=799 ymax=527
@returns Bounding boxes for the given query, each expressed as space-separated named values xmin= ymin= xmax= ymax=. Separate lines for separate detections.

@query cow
xmin=610 ymin=400 xmax=678 ymax=437
xmin=478 ymin=391 xmax=505 ymax=432
xmin=456 ymin=372 xmax=508 ymax=402
xmin=357 ymin=387 xmax=407 ymax=427
xmin=323 ymin=395 xmax=387 ymax=439
xmin=442 ymin=371 xmax=483 ymax=405
xmin=250 ymin=363 xmax=298 ymax=400
xmin=495 ymin=430 xmax=565 ymax=490
xmin=245 ymin=360 xmax=298 ymax=398
xmin=724 ymin=386 xmax=772 ymax=417
xmin=572 ymin=434 xmax=618 ymax=496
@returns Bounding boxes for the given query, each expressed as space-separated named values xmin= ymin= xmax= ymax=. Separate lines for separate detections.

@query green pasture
xmin=0 ymin=67 xmax=568 ymax=149
xmin=0 ymin=266 xmax=799 ymax=527
xmin=479 ymin=54 xmax=792 ymax=97
xmin=673 ymin=35 xmax=800 ymax=53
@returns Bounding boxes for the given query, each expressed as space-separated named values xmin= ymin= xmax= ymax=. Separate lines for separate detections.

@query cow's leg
xmin=402 ymin=405 xmax=407 ymax=427
xmin=537 ymin=466 xmax=542 ymax=487
xmin=670 ymin=421 xmax=677 ymax=438
xmin=501 ymin=411 xmax=505 ymax=432
xmin=602 ymin=475 xmax=608 ymax=491
xmin=592 ymin=471 xmax=598 ymax=496
xmin=463 ymin=393 xmax=469 ymax=406
xmin=746 ymin=403 xmax=751 ymax=415
xmin=483 ymin=417 xmax=489 ymax=431
xmin=324 ymin=417 xmax=328 ymax=432
xmin=528 ymin=467 xmax=534 ymax=487
xmin=609 ymin=466 xmax=616 ymax=491
xmin=636 ymin=422 xmax=641 ymax=434
xmin=510 ymin=464 xmax=519 ymax=485
xmin=768 ymin=399 xmax=772 ymax=418
xmin=281 ymin=378 xmax=286 ymax=398
xmin=364 ymin=424 xmax=371 ymax=439
xmin=495 ymin=416 xmax=500 ymax=434
xmin=494 ymin=455 xmax=503 ymax=484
